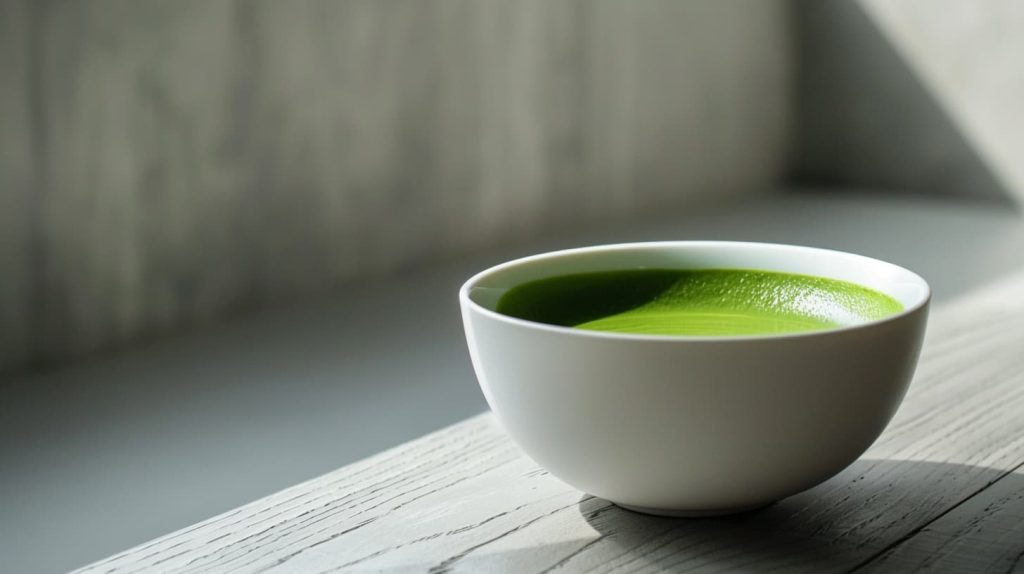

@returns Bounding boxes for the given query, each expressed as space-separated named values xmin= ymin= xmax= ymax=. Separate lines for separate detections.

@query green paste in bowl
xmin=495 ymin=269 xmax=903 ymax=337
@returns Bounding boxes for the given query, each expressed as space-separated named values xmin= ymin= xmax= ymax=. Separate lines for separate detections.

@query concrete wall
xmin=793 ymin=0 xmax=1014 ymax=203
xmin=0 ymin=0 xmax=793 ymax=372
xmin=860 ymin=0 xmax=1024 ymax=203
xmin=0 ymin=0 xmax=35 ymax=372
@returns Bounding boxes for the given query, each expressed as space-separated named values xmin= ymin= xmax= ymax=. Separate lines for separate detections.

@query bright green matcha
xmin=495 ymin=269 xmax=903 ymax=336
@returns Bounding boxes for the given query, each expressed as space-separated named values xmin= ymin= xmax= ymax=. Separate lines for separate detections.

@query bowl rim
xmin=459 ymin=241 xmax=931 ymax=343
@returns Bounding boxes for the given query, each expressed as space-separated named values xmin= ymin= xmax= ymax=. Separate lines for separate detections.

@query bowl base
xmin=615 ymin=501 xmax=770 ymax=517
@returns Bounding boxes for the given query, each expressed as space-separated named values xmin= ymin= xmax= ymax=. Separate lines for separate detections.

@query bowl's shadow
xmin=574 ymin=459 xmax=1024 ymax=572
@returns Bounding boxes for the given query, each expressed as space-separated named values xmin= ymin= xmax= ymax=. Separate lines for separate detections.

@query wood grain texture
xmin=860 ymin=465 xmax=1024 ymax=573
xmin=3 ymin=0 xmax=791 ymax=371
xmin=76 ymin=271 xmax=1024 ymax=573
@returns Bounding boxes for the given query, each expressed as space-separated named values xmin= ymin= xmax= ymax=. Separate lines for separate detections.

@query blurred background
xmin=2 ymin=1 xmax=1022 ymax=571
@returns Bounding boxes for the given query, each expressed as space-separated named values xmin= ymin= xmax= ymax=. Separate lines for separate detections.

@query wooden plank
xmin=858 ymin=464 xmax=1024 ymax=573
xmin=75 ymin=270 xmax=1024 ymax=573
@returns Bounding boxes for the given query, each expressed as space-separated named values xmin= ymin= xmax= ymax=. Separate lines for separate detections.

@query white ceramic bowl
xmin=460 ymin=242 xmax=930 ymax=516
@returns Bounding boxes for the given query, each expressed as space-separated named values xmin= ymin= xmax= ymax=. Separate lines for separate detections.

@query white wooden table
xmin=76 ymin=271 xmax=1024 ymax=573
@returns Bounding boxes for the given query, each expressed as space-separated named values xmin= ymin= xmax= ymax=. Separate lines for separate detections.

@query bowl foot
xmin=614 ymin=501 xmax=771 ymax=517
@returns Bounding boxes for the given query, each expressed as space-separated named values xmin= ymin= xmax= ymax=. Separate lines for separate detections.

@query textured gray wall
xmin=792 ymin=0 xmax=1010 ymax=202
xmin=0 ymin=0 xmax=792 ymax=372
xmin=0 ymin=0 xmax=33 ymax=372
xmin=858 ymin=0 xmax=1024 ymax=202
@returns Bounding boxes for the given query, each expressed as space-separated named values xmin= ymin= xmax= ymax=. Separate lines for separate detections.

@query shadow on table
xmin=575 ymin=459 xmax=1024 ymax=572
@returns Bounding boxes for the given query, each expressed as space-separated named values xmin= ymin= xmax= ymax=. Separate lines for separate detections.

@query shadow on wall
xmin=792 ymin=0 xmax=1015 ymax=207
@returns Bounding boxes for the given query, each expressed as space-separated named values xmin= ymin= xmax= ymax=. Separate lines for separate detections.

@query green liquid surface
xmin=495 ymin=269 xmax=903 ymax=336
